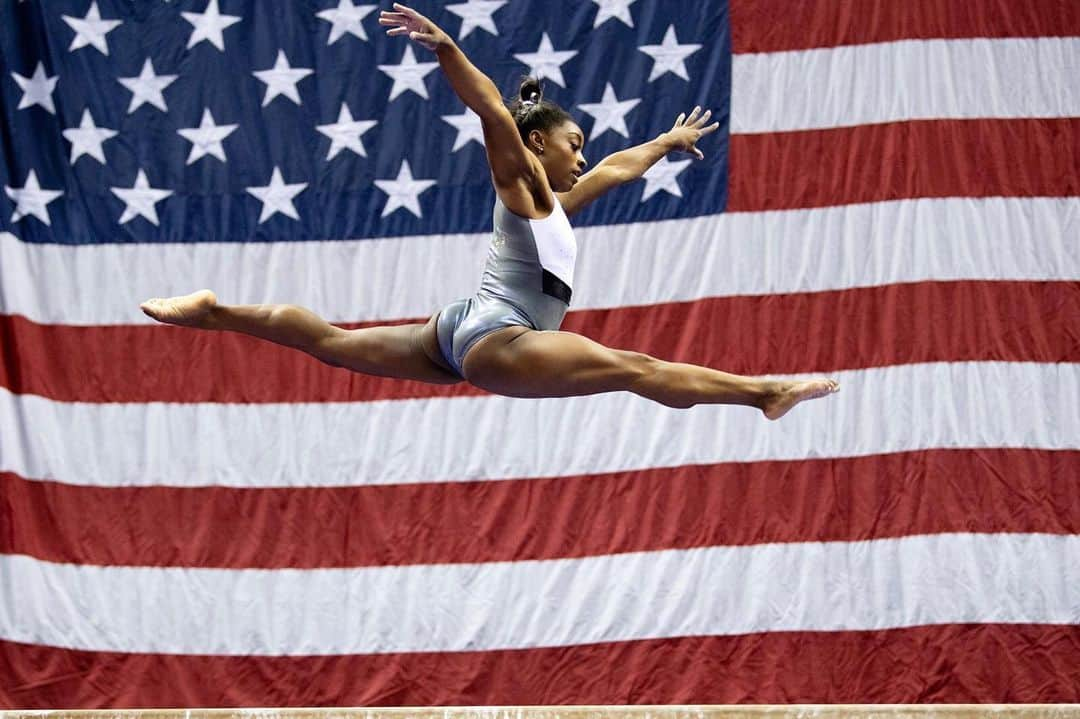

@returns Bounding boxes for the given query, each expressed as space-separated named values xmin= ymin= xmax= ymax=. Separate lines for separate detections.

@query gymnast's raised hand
xmin=378 ymin=3 xmax=450 ymax=50
xmin=665 ymin=106 xmax=719 ymax=160
xmin=141 ymin=2 xmax=838 ymax=420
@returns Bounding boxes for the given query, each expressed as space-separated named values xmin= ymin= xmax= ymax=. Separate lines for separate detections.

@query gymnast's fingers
xmin=393 ymin=3 xmax=433 ymax=25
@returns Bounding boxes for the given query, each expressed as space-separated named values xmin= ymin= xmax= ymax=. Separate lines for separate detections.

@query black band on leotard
xmin=541 ymin=269 xmax=572 ymax=304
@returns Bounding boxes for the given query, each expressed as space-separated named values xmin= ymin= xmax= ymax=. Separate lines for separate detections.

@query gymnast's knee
xmin=624 ymin=353 xmax=696 ymax=409
xmin=266 ymin=304 xmax=334 ymax=348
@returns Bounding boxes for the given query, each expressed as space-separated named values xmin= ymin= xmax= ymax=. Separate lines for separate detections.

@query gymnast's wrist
xmin=654 ymin=132 xmax=679 ymax=153
xmin=434 ymin=35 xmax=460 ymax=56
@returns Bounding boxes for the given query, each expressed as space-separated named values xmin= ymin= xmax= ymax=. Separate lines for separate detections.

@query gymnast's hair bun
xmin=506 ymin=76 xmax=571 ymax=142
xmin=518 ymin=76 xmax=543 ymax=105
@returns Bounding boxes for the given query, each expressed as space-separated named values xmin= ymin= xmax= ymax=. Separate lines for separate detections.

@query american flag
xmin=2 ymin=0 xmax=1079 ymax=709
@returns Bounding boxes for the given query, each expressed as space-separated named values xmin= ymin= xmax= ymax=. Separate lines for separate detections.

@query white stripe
xmin=2 ymin=197 xmax=1078 ymax=326
xmin=2 ymin=362 xmax=1077 ymax=488
xmin=2 ymin=533 xmax=1076 ymax=655
xmin=731 ymin=37 xmax=1080 ymax=133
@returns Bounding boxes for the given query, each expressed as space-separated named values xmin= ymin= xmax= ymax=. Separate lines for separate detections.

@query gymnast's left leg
xmin=461 ymin=327 xmax=838 ymax=419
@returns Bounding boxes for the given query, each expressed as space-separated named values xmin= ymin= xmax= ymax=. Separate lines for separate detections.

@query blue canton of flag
xmin=0 ymin=0 xmax=730 ymax=246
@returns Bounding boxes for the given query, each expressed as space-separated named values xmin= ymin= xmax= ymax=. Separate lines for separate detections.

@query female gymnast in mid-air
xmin=142 ymin=3 xmax=838 ymax=419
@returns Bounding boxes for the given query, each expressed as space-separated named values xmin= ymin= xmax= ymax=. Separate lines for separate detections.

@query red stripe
xmin=3 ymin=624 xmax=1078 ymax=707
xmin=4 ymin=280 xmax=1077 ymax=404
xmin=5 ymin=448 xmax=1079 ymax=568
xmin=730 ymin=0 xmax=1080 ymax=53
xmin=728 ymin=119 xmax=1080 ymax=212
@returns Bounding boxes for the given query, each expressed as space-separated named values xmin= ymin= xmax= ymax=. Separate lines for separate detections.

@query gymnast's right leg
xmin=140 ymin=289 xmax=462 ymax=385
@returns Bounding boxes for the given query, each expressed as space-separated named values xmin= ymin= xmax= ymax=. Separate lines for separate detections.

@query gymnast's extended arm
xmin=557 ymin=106 xmax=721 ymax=217
xmin=379 ymin=4 xmax=541 ymax=198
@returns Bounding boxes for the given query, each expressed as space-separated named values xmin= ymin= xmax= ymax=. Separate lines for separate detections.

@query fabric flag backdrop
xmin=1 ymin=0 xmax=1079 ymax=709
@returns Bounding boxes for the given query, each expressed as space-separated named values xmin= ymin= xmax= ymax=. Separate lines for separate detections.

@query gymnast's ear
xmin=527 ymin=128 xmax=545 ymax=155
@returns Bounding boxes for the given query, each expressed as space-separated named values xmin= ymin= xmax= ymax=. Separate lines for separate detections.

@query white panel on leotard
xmin=529 ymin=199 xmax=577 ymax=290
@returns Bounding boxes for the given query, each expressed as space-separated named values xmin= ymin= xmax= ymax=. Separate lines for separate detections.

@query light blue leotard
xmin=436 ymin=193 xmax=578 ymax=377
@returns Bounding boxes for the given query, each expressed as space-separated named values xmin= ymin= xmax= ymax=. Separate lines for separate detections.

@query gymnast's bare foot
xmin=762 ymin=379 xmax=839 ymax=420
xmin=140 ymin=289 xmax=217 ymax=327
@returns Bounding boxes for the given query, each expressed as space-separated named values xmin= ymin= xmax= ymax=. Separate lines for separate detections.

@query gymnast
xmin=141 ymin=2 xmax=838 ymax=419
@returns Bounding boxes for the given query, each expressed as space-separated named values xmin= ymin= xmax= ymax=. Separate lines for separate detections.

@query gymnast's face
xmin=531 ymin=120 xmax=587 ymax=193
